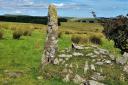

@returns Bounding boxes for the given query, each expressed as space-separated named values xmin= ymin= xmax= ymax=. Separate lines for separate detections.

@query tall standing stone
xmin=41 ymin=4 xmax=58 ymax=69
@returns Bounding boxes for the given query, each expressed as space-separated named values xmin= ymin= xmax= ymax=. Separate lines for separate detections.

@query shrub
xmin=13 ymin=30 xmax=23 ymax=39
xmin=71 ymin=35 xmax=81 ymax=44
xmin=0 ymin=31 xmax=3 ymax=39
xmin=101 ymin=16 xmax=128 ymax=53
xmin=58 ymin=32 xmax=62 ymax=38
xmin=64 ymin=30 xmax=74 ymax=34
xmin=23 ymin=30 xmax=32 ymax=36
xmin=89 ymin=35 xmax=102 ymax=45
xmin=88 ymin=33 xmax=103 ymax=45
xmin=71 ymin=34 xmax=89 ymax=44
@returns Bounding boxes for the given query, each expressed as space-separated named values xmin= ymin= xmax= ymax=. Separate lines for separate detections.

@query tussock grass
xmin=0 ymin=21 xmax=122 ymax=85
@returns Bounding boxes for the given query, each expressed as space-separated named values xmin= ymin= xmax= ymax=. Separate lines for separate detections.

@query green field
xmin=0 ymin=22 xmax=121 ymax=85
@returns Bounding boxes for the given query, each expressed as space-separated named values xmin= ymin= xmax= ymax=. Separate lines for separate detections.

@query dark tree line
xmin=0 ymin=15 xmax=68 ymax=25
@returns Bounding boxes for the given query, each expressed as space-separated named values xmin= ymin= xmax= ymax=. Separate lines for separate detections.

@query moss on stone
xmin=48 ymin=4 xmax=58 ymax=23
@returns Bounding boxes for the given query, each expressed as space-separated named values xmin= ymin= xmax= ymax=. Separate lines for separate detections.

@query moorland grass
xmin=0 ymin=21 xmax=122 ymax=85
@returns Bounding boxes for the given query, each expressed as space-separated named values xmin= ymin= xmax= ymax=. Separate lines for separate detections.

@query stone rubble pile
xmin=52 ymin=44 xmax=128 ymax=85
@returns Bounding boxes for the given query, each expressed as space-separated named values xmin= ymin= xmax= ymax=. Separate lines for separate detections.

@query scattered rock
xmin=72 ymin=43 xmax=84 ymax=50
xmin=69 ymin=63 xmax=73 ymax=68
xmin=96 ymin=62 xmax=104 ymax=65
xmin=59 ymin=54 xmax=72 ymax=58
xmin=53 ymin=58 xmax=59 ymax=65
xmin=84 ymin=47 xmax=91 ymax=49
xmin=63 ymin=74 xmax=70 ymax=82
xmin=94 ymin=50 xmax=100 ymax=55
xmin=116 ymin=52 xmax=128 ymax=65
xmin=73 ymin=74 xmax=85 ymax=84
xmin=91 ymin=73 xmax=105 ymax=81
xmin=98 ymin=48 xmax=109 ymax=55
xmin=84 ymin=61 xmax=89 ymax=74
xmin=73 ymin=52 xmax=84 ymax=56
xmin=123 ymin=64 xmax=128 ymax=74
xmin=88 ymin=80 xmax=105 ymax=85
xmin=91 ymin=55 xmax=98 ymax=58
xmin=105 ymin=60 xmax=112 ymax=64
xmin=65 ymin=58 xmax=69 ymax=61
xmin=90 ymin=64 xmax=95 ymax=71
xmin=109 ymin=54 xmax=115 ymax=61
xmin=86 ymin=53 xmax=94 ymax=57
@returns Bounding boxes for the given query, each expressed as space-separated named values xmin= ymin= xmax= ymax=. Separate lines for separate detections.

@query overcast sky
xmin=0 ymin=0 xmax=128 ymax=17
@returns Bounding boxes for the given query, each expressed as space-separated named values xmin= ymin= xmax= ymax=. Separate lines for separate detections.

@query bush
xmin=89 ymin=35 xmax=102 ymax=45
xmin=0 ymin=31 xmax=3 ymax=39
xmin=13 ymin=30 xmax=23 ymax=39
xmin=23 ymin=30 xmax=32 ymax=36
xmin=101 ymin=16 xmax=128 ymax=53
xmin=71 ymin=34 xmax=89 ymax=44
xmin=64 ymin=30 xmax=74 ymax=34
xmin=88 ymin=33 xmax=103 ymax=45
xmin=58 ymin=32 xmax=62 ymax=38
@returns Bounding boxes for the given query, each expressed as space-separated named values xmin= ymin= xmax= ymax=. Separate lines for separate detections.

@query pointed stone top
xmin=48 ymin=4 xmax=58 ymax=23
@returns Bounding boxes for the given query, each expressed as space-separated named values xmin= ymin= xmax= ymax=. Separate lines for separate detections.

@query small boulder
xmin=90 ymin=64 xmax=95 ymax=71
xmin=53 ymin=58 xmax=59 ymax=65
xmin=84 ymin=61 xmax=89 ymax=74
xmin=73 ymin=52 xmax=84 ymax=56
xmin=88 ymin=80 xmax=105 ymax=85
xmin=73 ymin=74 xmax=85 ymax=84
xmin=63 ymin=74 xmax=70 ymax=82
xmin=123 ymin=64 xmax=128 ymax=74
xmin=59 ymin=54 xmax=72 ymax=58
xmin=91 ymin=72 xmax=105 ymax=81
xmin=96 ymin=62 xmax=104 ymax=65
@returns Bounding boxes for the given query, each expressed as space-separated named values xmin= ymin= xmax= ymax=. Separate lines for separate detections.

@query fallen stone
xmin=53 ymin=58 xmax=59 ymax=65
xmin=94 ymin=50 xmax=100 ymax=55
xmin=86 ymin=53 xmax=94 ymax=57
xmin=72 ymin=43 xmax=84 ymax=50
xmin=96 ymin=62 xmax=104 ymax=65
xmin=123 ymin=64 xmax=128 ymax=74
xmin=84 ymin=61 xmax=89 ymax=74
xmin=73 ymin=74 xmax=85 ymax=84
xmin=69 ymin=63 xmax=73 ymax=68
xmin=109 ymin=54 xmax=115 ymax=61
xmin=90 ymin=64 xmax=95 ymax=71
xmin=88 ymin=80 xmax=105 ymax=85
xmin=59 ymin=54 xmax=72 ymax=58
xmin=63 ymin=74 xmax=70 ymax=82
xmin=73 ymin=52 xmax=84 ymax=56
xmin=116 ymin=52 xmax=128 ymax=65
xmin=90 ymin=55 xmax=98 ymax=58
xmin=84 ymin=47 xmax=91 ymax=49
xmin=98 ymin=48 xmax=109 ymax=55
xmin=91 ymin=73 xmax=105 ymax=81
xmin=105 ymin=60 xmax=112 ymax=64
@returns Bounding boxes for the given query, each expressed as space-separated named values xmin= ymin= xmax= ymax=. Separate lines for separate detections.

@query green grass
xmin=0 ymin=29 xmax=73 ymax=85
xmin=0 ymin=21 xmax=122 ymax=85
